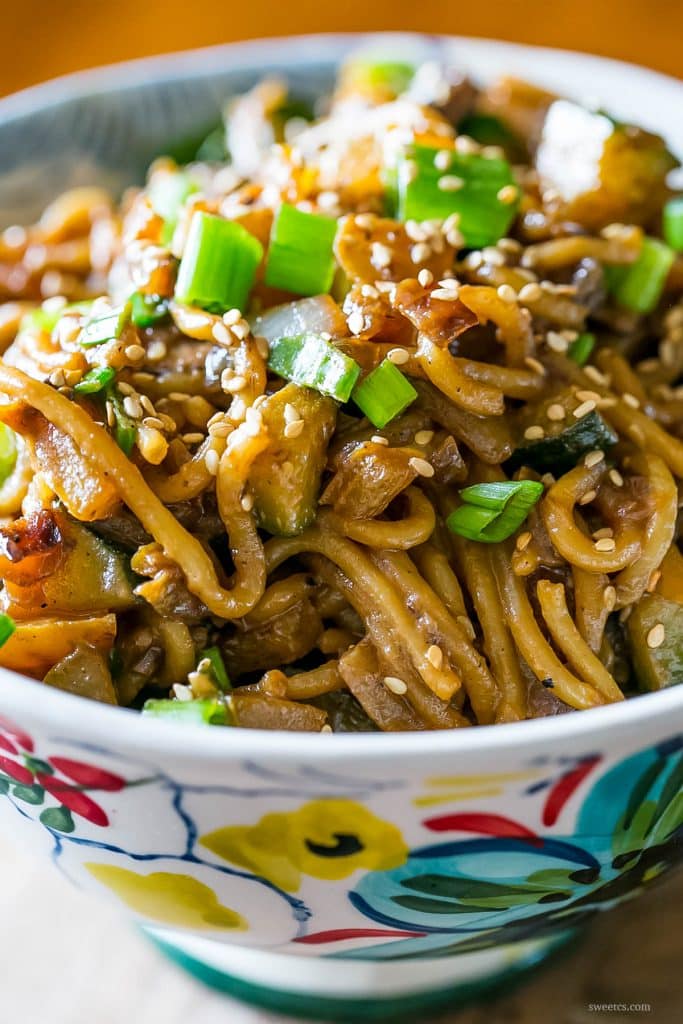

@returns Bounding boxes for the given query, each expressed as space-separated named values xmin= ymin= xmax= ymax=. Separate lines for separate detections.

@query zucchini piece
xmin=508 ymin=389 xmax=618 ymax=474
xmin=627 ymin=594 xmax=683 ymax=691
xmin=249 ymin=383 xmax=337 ymax=536
xmin=44 ymin=645 xmax=118 ymax=705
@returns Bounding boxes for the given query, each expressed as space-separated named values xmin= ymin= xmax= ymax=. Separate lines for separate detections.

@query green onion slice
xmin=0 ymin=613 xmax=16 ymax=648
xmin=447 ymin=480 xmax=544 ymax=544
xmin=663 ymin=197 xmax=683 ymax=253
xmin=344 ymin=57 xmax=415 ymax=97
xmin=201 ymin=646 xmax=231 ymax=692
xmin=141 ymin=698 xmax=231 ymax=725
xmin=74 ymin=366 xmax=116 ymax=395
xmin=79 ymin=303 xmax=131 ymax=348
xmin=567 ymin=332 xmax=596 ymax=366
xmin=149 ymin=171 xmax=198 ymax=229
xmin=395 ymin=144 xmax=518 ymax=248
xmin=264 ymin=204 xmax=338 ymax=296
xmin=0 ymin=423 xmax=18 ymax=484
xmin=268 ymin=332 xmax=361 ymax=402
xmin=352 ymin=358 xmax=417 ymax=428
xmin=130 ymin=292 xmax=170 ymax=328
xmin=175 ymin=211 xmax=263 ymax=314
xmin=106 ymin=387 xmax=137 ymax=456
xmin=607 ymin=237 xmax=675 ymax=314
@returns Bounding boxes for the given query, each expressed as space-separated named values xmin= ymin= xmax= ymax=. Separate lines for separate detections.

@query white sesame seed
xmin=438 ymin=174 xmax=465 ymax=192
xmin=361 ymin=284 xmax=379 ymax=299
xmin=212 ymin=321 xmax=233 ymax=346
xmin=524 ymin=357 xmax=545 ymax=375
xmin=105 ymin=400 xmax=116 ymax=427
xmin=317 ymin=190 xmax=339 ymax=211
xmin=410 ymin=242 xmax=432 ymax=264
xmin=414 ymin=429 xmax=434 ymax=446
xmin=496 ymin=284 xmax=518 ymax=304
xmin=181 ymin=432 xmax=205 ymax=445
xmin=123 ymin=395 xmax=143 ymax=419
xmin=455 ymin=135 xmax=479 ymax=155
xmin=431 ymin=286 xmax=460 ymax=301
xmin=387 ymin=347 xmax=410 ymax=365
xmin=524 ymin=425 xmax=545 ymax=441
xmin=241 ymin=492 xmax=254 ymax=512
xmin=518 ymin=282 xmax=543 ymax=303
xmin=409 ymin=456 xmax=435 ymax=478
xmin=609 ymin=469 xmax=624 ymax=487
xmin=646 ymin=623 xmax=665 ymax=649
xmin=222 ymin=308 xmax=241 ymax=326
xmin=136 ymin=425 xmax=168 ymax=465
xmin=231 ymin=320 xmax=250 ymax=340
xmin=584 ymin=450 xmax=605 ymax=468
xmin=622 ymin=392 xmax=640 ymax=409
xmin=426 ymin=644 xmax=443 ymax=669
xmin=371 ymin=435 xmax=389 ymax=446
xmin=284 ymin=419 xmax=305 ymax=439
xmin=481 ymin=144 xmax=504 ymax=159
xmin=347 ymin=311 xmax=365 ymax=336
xmin=603 ymin=586 xmax=617 ymax=611
xmin=583 ymin=366 xmax=609 ymax=386
xmin=320 ymin=723 xmax=333 ymax=733
xmin=172 ymin=683 xmax=194 ymax=702
xmin=168 ymin=391 xmax=191 ymax=402
xmin=578 ymin=489 xmax=597 ymax=506
xmin=516 ymin=531 xmax=532 ymax=551
xmin=547 ymin=403 xmax=566 ymax=422
xmin=464 ymin=251 xmax=484 ymax=270
xmin=371 ymin=242 xmax=392 ymax=269
xmin=418 ymin=268 xmax=434 ymax=287
xmin=594 ymin=537 xmax=616 ymax=552
xmin=434 ymin=150 xmax=453 ymax=171
xmin=355 ymin=213 xmax=375 ymax=230
xmin=208 ymin=422 xmax=231 ymax=438
xmin=48 ymin=368 xmax=66 ymax=388
xmin=573 ymin=399 xmax=597 ymax=419
xmin=482 ymin=246 xmax=506 ymax=266
xmin=205 ymin=449 xmax=220 ymax=475
xmin=223 ymin=375 xmax=247 ymax=394
xmin=383 ymin=676 xmax=408 ymax=695
xmin=546 ymin=331 xmax=569 ymax=353
xmin=446 ymin=228 xmax=465 ymax=248
xmin=405 ymin=219 xmax=428 ymax=242
xmin=117 ymin=381 xmax=134 ymax=395
xmin=283 ymin=403 xmax=300 ymax=424
xmin=497 ymin=184 xmax=518 ymax=205
xmin=593 ymin=527 xmax=614 ymax=540
xmin=576 ymin=390 xmax=601 ymax=403
xmin=146 ymin=339 xmax=167 ymax=361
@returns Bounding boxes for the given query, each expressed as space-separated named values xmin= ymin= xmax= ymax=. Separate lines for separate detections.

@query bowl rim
xmin=0 ymin=32 xmax=682 ymax=759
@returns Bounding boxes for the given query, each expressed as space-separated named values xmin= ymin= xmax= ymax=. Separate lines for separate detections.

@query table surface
xmin=0 ymin=837 xmax=680 ymax=1024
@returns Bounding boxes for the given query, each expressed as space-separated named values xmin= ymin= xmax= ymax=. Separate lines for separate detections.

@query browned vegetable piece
xmin=334 ymin=214 xmax=457 ymax=285
xmin=655 ymin=546 xmax=683 ymax=605
xmin=321 ymin=441 xmax=418 ymax=518
xmin=249 ymin=382 xmax=337 ymax=536
xmin=231 ymin=692 xmax=327 ymax=731
xmin=392 ymin=279 xmax=478 ymax=347
xmin=627 ymin=594 xmax=683 ymax=692
xmin=131 ymin=543 xmax=208 ymax=623
xmin=0 ymin=614 xmax=116 ymax=677
xmin=536 ymin=101 xmax=678 ymax=231
xmin=339 ymin=638 xmax=425 ymax=731
xmin=222 ymin=597 xmax=323 ymax=677
xmin=43 ymin=645 xmax=118 ymax=704
xmin=412 ymin=379 xmax=514 ymax=464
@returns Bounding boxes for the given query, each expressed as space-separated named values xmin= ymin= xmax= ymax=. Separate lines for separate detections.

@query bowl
xmin=0 ymin=33 xmax=682 ymax=1023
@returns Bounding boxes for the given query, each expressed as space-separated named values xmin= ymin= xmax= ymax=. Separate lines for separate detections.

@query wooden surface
xmin=0 ymin=836 xmax=680 ymax=1023
xmin=1 ymin=0 xmax=682 ymax=97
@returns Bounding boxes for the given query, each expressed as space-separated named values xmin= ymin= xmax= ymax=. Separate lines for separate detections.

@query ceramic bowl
xmin=0 ymin=33 xmax=682 ymax=1023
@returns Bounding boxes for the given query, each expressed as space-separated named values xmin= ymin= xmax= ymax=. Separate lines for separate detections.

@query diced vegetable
xmin=352 ymin=358 xmax=417 ymax=428
xmin=130 ymin=292 xmax=170 ymax=327
xmin=231 ymin=692 xmax=328 ymax=731
xmin=268 ymin=332 xmax=361 ymax=402
xmin=0 ymin=423 xmax=17 ymax=483
xmin=250 ymin=382 xmax=337 ymax=535
xmin=264 ymin=204 xmax=338 ymax=296
xmin=79 ymin=303 xmax=131 ymax=348
xmin=446 ymin=480 xmax=543 ymax=543
xmin=148 ymin=171 xmax=198 ymax=240
xmin=0 ymin=614 xmax=117 ymax=677
xmin=508 ymin=409 xmax=618 ymax=474
xmin=201 ymin=646 xmax=232 ymax=692
xmin=44 ymin=646 xmax=117 ymax=705
xmin=607 ymin=237 xmax=675 ymax=314
xmin=106 ymin=387 xmax=137 ymax=456
xmin=142 ymin=697 xmax=231 ymax=725
xmin=0 ymin=613 xmax=15 ymax=647
xmin=663 ymin=197 xmax=683 ymax=252
xmin=174 ymin=211 xmax=263 ymax=314
xmin=250 ymin=295 xmax=348 ymax=346
xmin=322 ymin=442 xmax=421 ymax=518
xmin=395 ymin=143 xmax=518 ymax=248
xmin=627 ymin=594 xmax=683 ymax=691
xmin=567 ymin=332 xmax=596 ymax=366
xmin=74 ymin=366 xmax=116 ymax=394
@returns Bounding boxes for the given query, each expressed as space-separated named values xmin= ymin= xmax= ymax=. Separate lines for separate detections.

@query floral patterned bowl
xmin=0 ymin=33 xmax=682 ymax=1022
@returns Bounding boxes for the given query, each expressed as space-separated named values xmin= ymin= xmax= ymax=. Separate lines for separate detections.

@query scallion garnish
xmin=446 ymin=480 xmax=544 ymax=544
xmin=567 ymin=332 xmax=596 ymax=366
xmin=663 ymin=197 xmax=683 ymax=252
xmin=0 ymin=423 xmax=17 ymax=484
xmin=141 ymin=697 xmax=231 ymax=725
xmin=79 ymin=303 xmax=131 ymax=348
xmin=352 ymin=358 xmax=417 ymax=428
xmin=264 ymin=204 xmax=338 ymax=296
xmin=344 ymin=58 xmax=415 ymax=97
xmin=175 ymin=211 xmax=263 ymax=314
xmin=201 ymin=646 xmax=231 ymax=692
xmin=106 ymin=387 xmax=137 ymax=456
xmin=395 ymin=144 xmax=518 ymax=248
xmin=268 ymin=332 xmax=361 ymax=402
xmin=130 ymin=292 xmax=170 ymax=328
xmin=607 ymin=237 xmax=675 ymax=314
xmin=0 ymin=613 xmax=16 ymax=648
xmin=73 ymin=366 xmax=116 ymax=395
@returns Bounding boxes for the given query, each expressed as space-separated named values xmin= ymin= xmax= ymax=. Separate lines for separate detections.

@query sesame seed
xmin=117 ymin=381 xmax=134 ymax=395
xmin=205 ymin=449 xmax=220 ymax=475
xmin=482 ymin=246 xmax=506 ymax=266
xmin=426 ymin=644 xmax=443 ymax=669
xmin=231 ymin=320 xmax=250 ymax=340
xmin=146 ymin=339 xmax=167 ymax=361
xmin=418 ymin=268 xmax=433 ymax=287
xmin=573 ymin=399 xmax=596 ymax=419
xmin=383 ymin=676 xmax=408 ymax=695
xmin=547 ymin=403 xmax=566 ymax=422
xmin=212 ymin=322 xmax=233 ymax=346
xmin=446 ymin=228 xmax=465 ymax=248
xmin=181 ymin=432 xmax=205 ymax=445
xmin=464 ymin=250 xmax=484 ymax=270
xmin=594 ymin=537 xmax=616 ymax=552
xmin=355 ymin=213 xmax=375 ymax=229
xmin=593 ymin=527 xmax=614 ymax=539
xmin=409 ymin=456 xmax=435 ymax=478
xmin=547 ymin=331 xmax=569 ymax=353
xmin=241 ymin=492 xmax=254 ymax=512
xmin=387 ymin=347 xmax=410 ymax=365
xmin=524 ymin=425 xmax=545 ymax=441
xmin=646 ymin=623 xmax=665 ymax=649
xmin=405 ymin=220 xmax=428 ymax=241
xmin=481 ymin=144 xmax=504 ymax=159
xmin=603 ymin=586 xmax=617 ymax=611
xmin=317 ymin=190 xmax=339 ymax=211
xmin=518 ymin=282 xmax=543 ymax=303
xmin=454 ymin=135 xmax=479 ymax=155
xmin=583 ymin=365 xmax=609 ymax=386
xmin=609 ymin=469 xmax=624 ymax=487
xmin=410 ymin=242 xmax=432 ymax=264
xmin=172 ymin=683 xmax=193 ymax=702
xmin=584 ymin=450 xmax=605 ymax=468
xmin=346 ymin=311 xmax=364 ymax=336
xmin=223 ymin=375 xmax=247 ymax=394
xmin=105 ymin=401 xmax=116 ymax=427
xmin=431 ymin=286 xmax=460 ymax=301
xmin=438 ymin=174 xmax=465 ymax=192
xmin=123 ymin=395 xmax=143 ymax=419
xmin=576 ymin=390 xmax=601 ymax=403
xmin=125 ymin=343 xmax=146 ymax=362
xmin=244 ymin=406 xmax=264 ymax=435
xmin=222 ymin=308 xmax=241 ymax=326
xmin=284 ymin=419 xmax=305 ymax=439
xmin=497 ymin=237 xmax=522 ymax=255
xmin=621 ymin=392 xmax=640 ymax=409
xmin=524 ymin=357 xmax=545 ymax=375
xmin=283 ymin=403 xmax=300 ymax=425
xmin=48 ymin=368 xmax=66 ymax=388
xmin=434 ymin=150 xmax=452 ymax=171
xmin=208 ymin=422 xmax=231 ymax=438
xmin=496 ymin=284 xmax=518 ymax=304
xmin=168 ymin=391 xmax=191 ymax=402
xmin=414 ymin=429 xmax=434 ymax=446
xmin=371 ymin=242 xmax=392 ymax=269
xmin=361 ymin=284 xmax=379 ymax=299
xmin=578 ymin=489 xmax=597 ymax=506
xmin=497 ymin=184 xmax=518 ymax=205
xmin=139 ymin=394 xmax=156 ymax=416
xmin=371 ymin=435 xmax=389 ymax=446
xmin=516 ymin=531 xmax=532 ymax=551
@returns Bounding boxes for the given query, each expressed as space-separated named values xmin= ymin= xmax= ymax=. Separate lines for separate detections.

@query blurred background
xmin=1 ymin=0 xmax=681 ymax=96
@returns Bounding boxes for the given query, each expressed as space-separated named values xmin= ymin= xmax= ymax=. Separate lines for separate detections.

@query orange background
xmin=1 ymin=0 xmax=681 ymax=96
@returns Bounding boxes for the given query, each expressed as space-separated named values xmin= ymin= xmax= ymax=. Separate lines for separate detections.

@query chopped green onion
xmin=19 ymin=301 xmax=93 ymax=337
xmin=352 ymin=358 xmax=417 ymax=428
xmin=106 ymin=388 xmax=137 ymax=456
xmin=149 ymin=171 xmax=197 ymax=227
xmin=663 ymin=197 xmax=683 ymax=252
xmin=141 ymin=697 xmax=230 ymax=725
xmin=268 ymin=332 xmax=361 ymax=402
xmin=607 ymin=237 xmax=675 ymax=314
xmin=0 ymin=613 xmax=16 ymax=648
xmin=130 ymin=292 xmax=170 ymax=328
xmin=175 ymin=211 xmax=263 ymax=314
xmin=345 ymin=58 xmax=415 ymax=97
xmin=457 ymin=113 xmax=517 ymax=149
xmin=264 ymin=204 xmax=338 ymax=296
xmin=567 ymin=332 xmax=596 ymax=366
xmin=0 ymin=423 xmax=17 ymax=484
xmin=79 ymin=303 xmax=131 ymax=347
xmin=201 ymin=646 xmax=231 ymax=692
xmin=73 ymin=366 xmax=116 ymax=395
xmin=396 ymin=144 xmax=518 ymax=248
xmin=447 ymin=480 xmax=544 ymax=544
